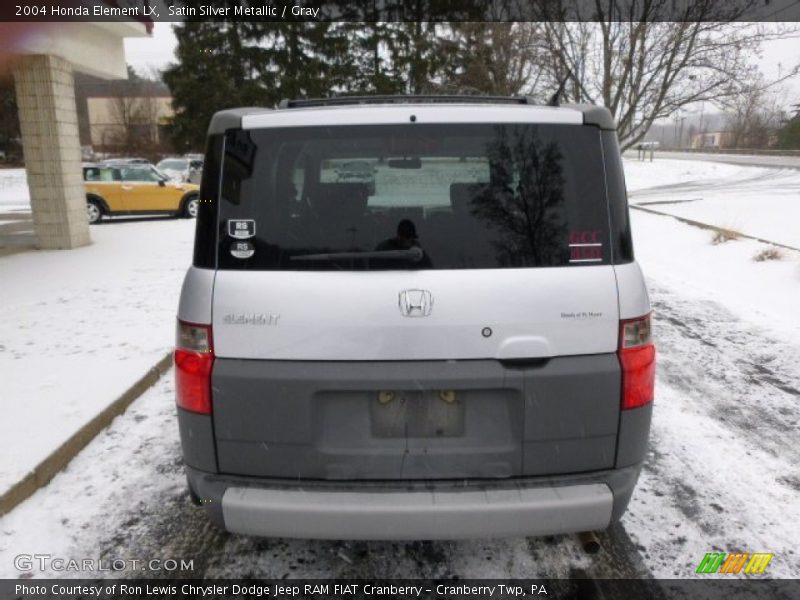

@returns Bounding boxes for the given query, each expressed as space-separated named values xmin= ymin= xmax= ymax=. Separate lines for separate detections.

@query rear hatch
xmin=209 ymin=119 xmax=622 ymax=480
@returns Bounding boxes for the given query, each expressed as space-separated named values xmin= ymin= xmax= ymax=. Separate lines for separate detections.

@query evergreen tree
xmin=245 ymin=21 xmax=355 ymax=99
xmin=440 ymin=23 xmax=539 ymax=96
xmin=343 ymin=22 xmax=405 ymax=94
xmin=392 ymin=22 xmax=447 ymax=94
xmin=163 ymin=19 xmax=262 ymax=151
xmin=126 ymin=64 xmax=142 ymax=81
xmin=777 ymin=105 xmax=800 ymax=149
xmin=0 ymin=73 xmax=20 ymax=157
xmin=164 ymin=7 xmax=470 ymax=150
xmin=164 ymin=18 xmax=357 ymax=150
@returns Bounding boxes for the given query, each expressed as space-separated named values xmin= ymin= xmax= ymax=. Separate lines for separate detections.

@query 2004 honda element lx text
xmin=174 ymin=96 xmax=655 ymax=540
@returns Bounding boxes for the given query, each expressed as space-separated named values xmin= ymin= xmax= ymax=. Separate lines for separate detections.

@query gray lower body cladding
xmin=209 ymin=356 xmax=623 ymax=480
xmin=177 ymin=357 xmax=652 ymax=538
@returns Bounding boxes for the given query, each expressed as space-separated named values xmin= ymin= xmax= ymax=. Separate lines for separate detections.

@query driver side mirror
xmin=158 ymin=179 xmax=166 ymax=187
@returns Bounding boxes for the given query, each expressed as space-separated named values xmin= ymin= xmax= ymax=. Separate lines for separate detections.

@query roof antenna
xmin=548 ymin=70 xmax=572 ymax=107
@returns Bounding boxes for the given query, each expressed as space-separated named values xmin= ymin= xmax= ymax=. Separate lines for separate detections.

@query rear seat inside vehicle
xmin=307 ymin=182 xmax=370 ymax=246
xmin=301 ymin=180 xmax=498 ymax=262
xmin=449 ymin=182 xmax=490 ymax=216
xmin=309 ymin=182 xmax=370 ymax=221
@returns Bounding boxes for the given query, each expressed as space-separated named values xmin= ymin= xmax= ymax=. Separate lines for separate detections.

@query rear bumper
xmin=224 ymin=484 xmax=610 ymax=540
xmin=186 ymin=464 xmax=642 ymax=540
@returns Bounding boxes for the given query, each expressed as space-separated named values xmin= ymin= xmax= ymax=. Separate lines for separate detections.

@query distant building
xmin=691 ymin=131 xmax=733 ymax=149
xmin=74 ymin=73 xmax=173 ymax=153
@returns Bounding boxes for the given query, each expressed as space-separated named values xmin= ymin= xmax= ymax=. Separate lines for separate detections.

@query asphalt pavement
xmin=0 ymin=210 xmax=34 ymax=253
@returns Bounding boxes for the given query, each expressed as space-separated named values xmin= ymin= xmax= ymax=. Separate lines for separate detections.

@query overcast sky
xmin=125 ymin=23 xmax=800 ymax=113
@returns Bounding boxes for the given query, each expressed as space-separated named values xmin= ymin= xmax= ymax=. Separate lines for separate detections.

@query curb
xmin=629 ymin=205 xmax=800 ymax=253
xmin=0 ymin=352 xmax=173 ymax=517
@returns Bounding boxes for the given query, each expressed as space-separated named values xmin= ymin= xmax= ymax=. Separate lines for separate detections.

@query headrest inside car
xmin=310 ymin=183 xmax=369 ymax=219
xmin=450 ymin=183 xmax=489 ymax=213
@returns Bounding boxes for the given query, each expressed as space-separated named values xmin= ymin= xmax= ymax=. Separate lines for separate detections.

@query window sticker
xmin=568 ymin=230 xmax=603 ymax=263
xmin=230 ymin=240 xmax=255 ymax=259
xmin=228 ymin=219 xmax=256 ymax=239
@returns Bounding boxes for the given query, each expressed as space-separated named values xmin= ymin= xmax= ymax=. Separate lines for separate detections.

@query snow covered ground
xmin=0 ymin=210 xmax=195 ymax=496
xmin=626 ymin=159 xmax=800 ymax=249
xmin=624 ymin=158 xmax=746 ymax=193
xmin=623 ymin=280 xmax=800 ymax=579
xmin=619 ymin=159 xmax=800 ymax=578
xmin=624 ymin=158 xmax=800 ymax=345
xmin=0 ymin=169 xmax=31 ymax=213
xmin=631 ymin=208 xmax=800 ymax=344
xmin=0 ymin=159 xmax=798 ymax=582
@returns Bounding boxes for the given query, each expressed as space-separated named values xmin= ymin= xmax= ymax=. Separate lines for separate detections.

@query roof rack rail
xmin=278 ymin=95 xmax=537 ymax=109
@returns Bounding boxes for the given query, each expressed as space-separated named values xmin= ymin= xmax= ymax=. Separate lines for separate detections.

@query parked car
xmin=175 ymin=96 xmax=655 ymax=540
xmin=83 ymin=164 xmax=200 ymax=223
xmin=157 ymin=157 xmax=203 ymax=183
xmin=187 ymin=159 xmax=203 ymax=184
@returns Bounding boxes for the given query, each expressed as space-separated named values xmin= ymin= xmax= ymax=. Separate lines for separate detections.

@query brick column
xmin=13 ymin=55 xmax=90 ymax=249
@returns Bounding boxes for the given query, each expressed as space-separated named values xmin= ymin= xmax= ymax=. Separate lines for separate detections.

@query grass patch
xmin=753 ymin=247 xmax=783 ymax=262
xmin=710 ymin=227 xmax=741 ymax=245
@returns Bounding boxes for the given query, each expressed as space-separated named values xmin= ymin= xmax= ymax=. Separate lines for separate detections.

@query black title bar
xmin=3 ymin=579 xmax=800 ymax=600
xmin=2 ymin=0 xmax=800 ymax=23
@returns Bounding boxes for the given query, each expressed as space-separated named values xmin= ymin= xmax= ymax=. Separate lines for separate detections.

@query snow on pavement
xmin=625 ymin=159 xmax=800 ymax=249
xmin=623 ymin=283 xmax=800 ymax=578
xmin=623 ymin=158 xmax=745 ymax=194
xmin=0 ymin=376 xmax=187 ymax=578
xmin=0 ymin=169 xmax=32 ymax=212
xmin=0 ymin=218 xmax=195 ymax=496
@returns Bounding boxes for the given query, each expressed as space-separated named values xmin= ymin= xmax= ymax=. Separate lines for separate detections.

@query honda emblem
xmin=398 ymin=289 xmax=434 ymax=317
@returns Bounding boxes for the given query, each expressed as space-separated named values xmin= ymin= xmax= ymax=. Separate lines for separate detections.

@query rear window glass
xmin=84 ymin=167 xmax=117 ymax=182
xmin=217 ymin=124 xmax=610 ymax=270
xmin=120 ymin=167 xmax=162 ymax=182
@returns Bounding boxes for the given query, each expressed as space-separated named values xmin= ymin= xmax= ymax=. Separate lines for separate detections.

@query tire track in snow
xmin=650 ymin=284 xmax=800 ymax=464
xmin=629 ymin=167 xmax=800 ymax=199
xmin=620 ymin=281 xmax=800 ymax=579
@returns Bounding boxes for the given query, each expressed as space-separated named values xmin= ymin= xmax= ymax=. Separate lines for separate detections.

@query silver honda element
xmin=174 ymin=96 xmax=655 ymax=540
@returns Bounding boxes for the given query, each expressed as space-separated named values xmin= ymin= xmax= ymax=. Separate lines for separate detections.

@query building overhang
xmin=1 ymin=21 xmax=149 ymax=79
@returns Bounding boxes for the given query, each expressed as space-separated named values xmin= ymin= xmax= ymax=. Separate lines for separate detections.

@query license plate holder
xmin=370 ymin=391 xmax=465 ymax=438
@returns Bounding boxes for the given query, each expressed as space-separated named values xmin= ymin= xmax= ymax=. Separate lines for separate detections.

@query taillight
xmin=174 ymin=320 xmax=214 ymax=415
xmin=618 ymin=313 xmax=656 ymax=410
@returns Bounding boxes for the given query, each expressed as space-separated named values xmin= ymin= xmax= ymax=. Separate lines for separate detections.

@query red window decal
xmin=568 ymin=230 xmax=603 ymax=263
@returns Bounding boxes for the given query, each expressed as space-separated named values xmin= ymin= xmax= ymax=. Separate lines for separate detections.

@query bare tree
xmin=530 ymin=1 xmax=800 ymax=150
xmin=108 ymin=80 xmax=162 ymax=156
xmin=724 ymin=81 xmax=785 ymax=148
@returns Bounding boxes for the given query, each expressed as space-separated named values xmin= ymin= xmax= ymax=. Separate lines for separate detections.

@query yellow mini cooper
xmin=83 ymin=164 xmax=200 ymax=224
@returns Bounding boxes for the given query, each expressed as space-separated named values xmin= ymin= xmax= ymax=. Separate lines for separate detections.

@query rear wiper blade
xmin=290 ymin=247 xmax=424 ymax=262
